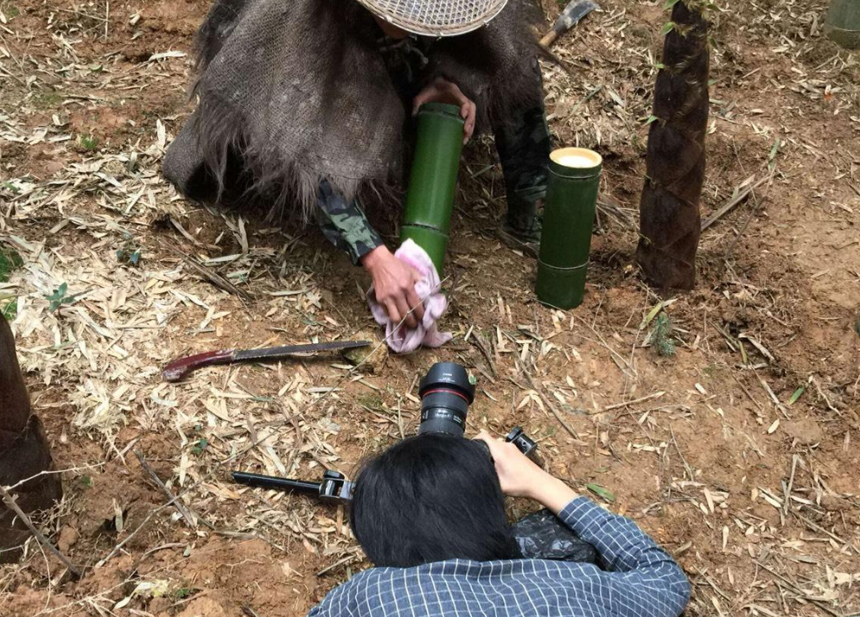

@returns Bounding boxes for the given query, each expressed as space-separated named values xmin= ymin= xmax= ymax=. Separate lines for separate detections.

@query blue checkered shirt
xmin=309 ymin=497 xmax=690 ymax=617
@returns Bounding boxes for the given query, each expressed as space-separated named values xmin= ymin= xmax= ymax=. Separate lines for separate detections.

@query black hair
xmin=350 ymin=434 xmax=520 ymax=567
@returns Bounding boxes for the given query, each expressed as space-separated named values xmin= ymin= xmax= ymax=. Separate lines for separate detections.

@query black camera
xmin=418 ymin=362 xmax=540 ymax=464
xmin=418 ymin=362 xmax=476 ymax=437
xmin=505 ymin=427 xmax=543 ymax=467
xmin=505 ymin=427 xmax=538 ymax=459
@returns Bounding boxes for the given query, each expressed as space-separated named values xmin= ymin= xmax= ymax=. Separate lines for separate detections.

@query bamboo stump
xmin=636 ymin=1 xmax=710 ymax=290
xmin=0 ymin=318 xmax=62 ymax=563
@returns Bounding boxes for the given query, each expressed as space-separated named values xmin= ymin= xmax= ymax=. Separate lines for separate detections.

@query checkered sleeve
xmin=306 ymin=573 xmax=356 ymax=617
xmin=558 ymin=496 xmax=691 ymax=617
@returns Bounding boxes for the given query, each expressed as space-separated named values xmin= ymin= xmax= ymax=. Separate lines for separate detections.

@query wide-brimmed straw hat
xmin=358 ymin=0 xmax=509 ymax=37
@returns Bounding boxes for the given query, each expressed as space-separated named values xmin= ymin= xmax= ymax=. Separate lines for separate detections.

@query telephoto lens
xmin=418 ymin=362 xmax=476 ymax=437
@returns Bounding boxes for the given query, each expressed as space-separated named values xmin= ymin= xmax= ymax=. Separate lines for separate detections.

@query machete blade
xmin=556 ymin=0 xmax=599 ymax=32
xmin=233 ymin=340 xmax=371 ymax=362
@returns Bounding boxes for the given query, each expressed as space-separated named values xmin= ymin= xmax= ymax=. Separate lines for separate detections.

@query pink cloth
xmin=367 ymin=239 xmax=453 ymax=354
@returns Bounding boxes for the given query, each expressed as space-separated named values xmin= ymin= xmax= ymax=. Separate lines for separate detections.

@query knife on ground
xmin=539 ymin=0 xmax=599 ymax=48
xmin=162 ymin=340 xmax=371 ymax=382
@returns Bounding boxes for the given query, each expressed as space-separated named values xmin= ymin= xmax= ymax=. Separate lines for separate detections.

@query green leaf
xmin=587 ymin=483 xmax=616 ymax=503
xmin=1 ymin=180 xmax=21 ymax=195
xmin=0 ymin=249 xmax=23 ymax=282
xmin=80 ymin=475 xmax=94 ymax=488
xmin=661 ymin=21 xmax=677 ymax=35
xmin=664 ymin=0 xmax=681 ymax=8
xmin=768 ymin=138 xmax=781 ymax=166
xmin=640 ymin=301 xmax=666 ymax=330
xmin=2 ymin=298 xmax=18 ymax=321
xmin=788 ymin=387 xmax=805 ymax=406
xmin=644 ymin=115 xmax=659 ymax=125
xmin=117 ymin=246 xmax=142 ymax=267
xmin=46 ymin=283 xmax=68 ymax=312
xmin=78 ymin=135 xmax=99 ymax=151
xmin=46 ymin=283 xmax=79 ymax=312
xmin=191 ymin=438 xmax=208 ymax=456
xmin=652 ymin=313 xmax=676 ymax=358
xmin=46 ymin=284 xmax=81 ymax=312
xmin=768 ymin=138 xmax=781 ymax=172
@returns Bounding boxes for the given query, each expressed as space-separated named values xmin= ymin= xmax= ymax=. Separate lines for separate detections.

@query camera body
xmin=505 ymin=427 xmax=538 ymax=459
xmin=418 ymin=362 xmax=541 ymax=464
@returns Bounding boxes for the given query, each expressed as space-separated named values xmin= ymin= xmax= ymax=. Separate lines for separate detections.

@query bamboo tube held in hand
xmin=400 ymin=102 xmax=465 ymax=273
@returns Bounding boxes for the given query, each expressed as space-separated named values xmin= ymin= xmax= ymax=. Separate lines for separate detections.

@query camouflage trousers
xmin=494 ymin=102 xmax=551 ymax=237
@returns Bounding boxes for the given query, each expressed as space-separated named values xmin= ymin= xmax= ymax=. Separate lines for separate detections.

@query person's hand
xmin=412 ymin=78 xmax=477 ymax=145
xmin=361 ymin=246 xmax=426 ymax=329
xmin=475 ymin=430 xmax=578 ymax=514
xmin=475 ymin=430 xmax=547 ymax=498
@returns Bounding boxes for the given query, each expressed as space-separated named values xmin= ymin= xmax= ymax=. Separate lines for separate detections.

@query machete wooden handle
xmin=162 ymin=349 xmax=235 ymax=382
xmin=539 ymin=30 xmax=559 ymax=48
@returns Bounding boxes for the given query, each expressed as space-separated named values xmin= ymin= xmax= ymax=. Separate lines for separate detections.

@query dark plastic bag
xmin=513 ymin=508 xmax=599 ymax=565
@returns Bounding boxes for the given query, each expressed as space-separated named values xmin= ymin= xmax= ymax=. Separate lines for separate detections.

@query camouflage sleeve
xmin=316 ymin=180 xmax=384 ymax=265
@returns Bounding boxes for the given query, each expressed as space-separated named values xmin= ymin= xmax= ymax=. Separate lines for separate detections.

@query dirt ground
xmin=1 ymin=0 xmax=858 ymax=615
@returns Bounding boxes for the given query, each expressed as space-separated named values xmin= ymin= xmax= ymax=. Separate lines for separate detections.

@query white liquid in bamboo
xmin=551 ymin=147 xmax=602 ymax=170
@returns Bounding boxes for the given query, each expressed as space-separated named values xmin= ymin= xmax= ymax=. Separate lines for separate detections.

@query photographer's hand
xmin=476 ymin=431 xmax=578 ymax=515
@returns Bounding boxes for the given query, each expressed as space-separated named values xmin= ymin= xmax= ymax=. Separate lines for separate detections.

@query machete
xmin=162 ymin=340 xmax=371 ymax=382
xmin=539 ymin=0 xmax=599 ymax=48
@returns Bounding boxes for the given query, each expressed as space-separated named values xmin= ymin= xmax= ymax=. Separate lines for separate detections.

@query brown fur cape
xmin=163 ymin=0 xmax=544 ymax=219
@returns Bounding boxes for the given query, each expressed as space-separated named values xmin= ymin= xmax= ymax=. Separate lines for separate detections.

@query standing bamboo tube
xmin=536 ymin=148 xmax=603 ymax=309
xmin=825 ymin=0 xmax=860 ymax=49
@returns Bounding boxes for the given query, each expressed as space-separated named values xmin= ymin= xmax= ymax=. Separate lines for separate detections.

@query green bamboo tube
xmin=825 ymin=0 xmax=860 ymax=49
xmin=400 ymin=102 xmax=464 ymax=273
xmin=536 ymin=147 xmax=603 ymax=310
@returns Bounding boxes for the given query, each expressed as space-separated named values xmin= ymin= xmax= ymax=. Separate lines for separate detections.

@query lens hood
xmin=418 ymin=362 xmax=476 ymax=403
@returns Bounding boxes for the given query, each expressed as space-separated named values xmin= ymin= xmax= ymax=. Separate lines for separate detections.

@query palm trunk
xmin=636 ymin=0 xmax=710 ymax=289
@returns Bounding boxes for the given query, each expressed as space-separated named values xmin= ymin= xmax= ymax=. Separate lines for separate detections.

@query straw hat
xmin=358 ymin=0 xmax=509 ymax=37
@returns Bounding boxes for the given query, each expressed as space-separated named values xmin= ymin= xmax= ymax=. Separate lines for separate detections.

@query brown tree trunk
xmin=0 ymin=318 xmax=62 ymax=563
xmin=636 ymin=1 xmax=710 ymax=289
